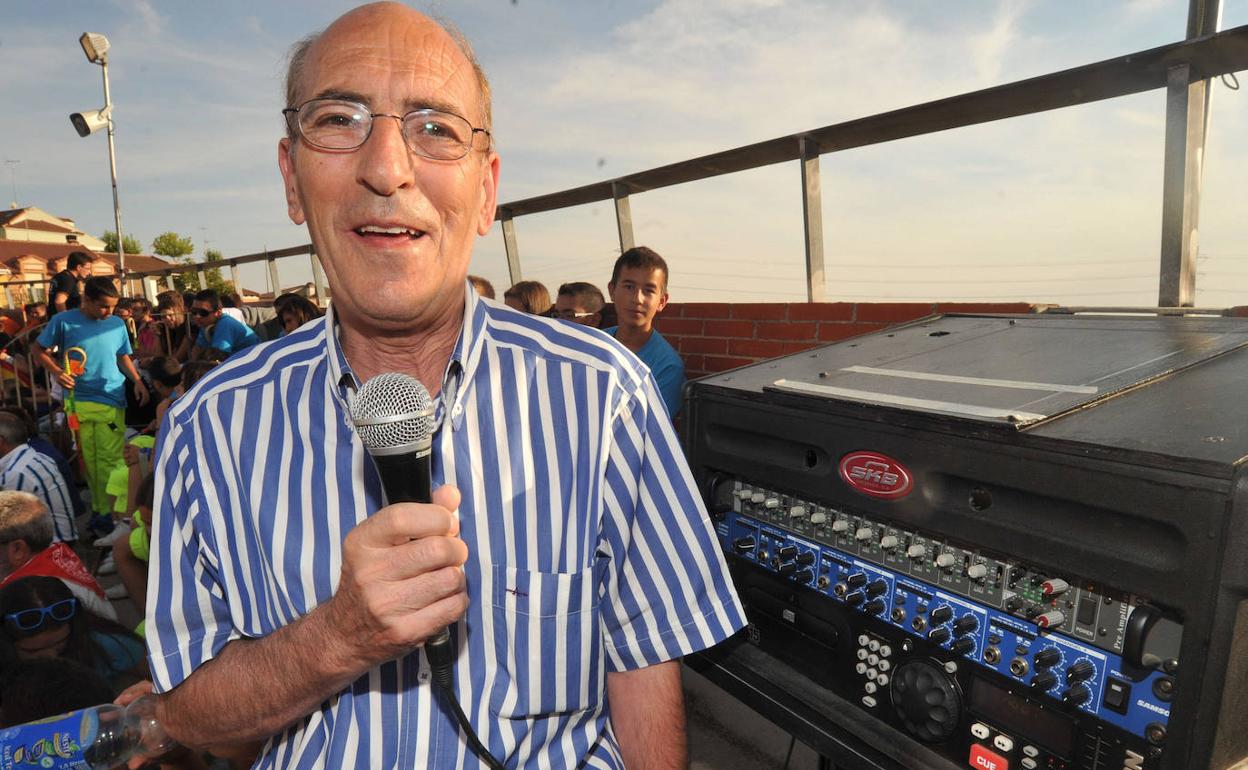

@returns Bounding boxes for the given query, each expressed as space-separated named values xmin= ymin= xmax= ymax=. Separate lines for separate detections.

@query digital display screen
xmin=969 ymin=677 xmax=1076 ymax=757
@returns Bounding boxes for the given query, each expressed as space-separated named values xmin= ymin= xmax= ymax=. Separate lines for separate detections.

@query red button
xmin=969 ymin=743 xmax=1009 ymax=770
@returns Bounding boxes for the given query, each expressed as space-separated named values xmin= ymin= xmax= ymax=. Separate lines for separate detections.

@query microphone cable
xmin=425 ymin=631 xmax=506 ymax=770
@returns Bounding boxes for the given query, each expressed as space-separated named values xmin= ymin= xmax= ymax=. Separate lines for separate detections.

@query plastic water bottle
xmin=0 ymin=694 xmax=176 ymax=769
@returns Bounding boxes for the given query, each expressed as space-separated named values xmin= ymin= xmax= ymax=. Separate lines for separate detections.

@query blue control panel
xmin=720 ymin=510 xmax=1173 ymax=740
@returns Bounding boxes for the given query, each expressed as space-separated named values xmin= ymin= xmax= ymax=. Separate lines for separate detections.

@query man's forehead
xmin=616 ymin=267 xmax=665 ymax=287
xmin=302 ymin=13 xmax=481 ymax=118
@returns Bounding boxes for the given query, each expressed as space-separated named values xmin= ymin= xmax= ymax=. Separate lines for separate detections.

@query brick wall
xmin=655 ymin=302 xmax=1035 ymax=379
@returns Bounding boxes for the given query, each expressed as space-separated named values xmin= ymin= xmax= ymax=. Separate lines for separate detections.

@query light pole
xmin=70 ymin=31 xmax=127 ymax=293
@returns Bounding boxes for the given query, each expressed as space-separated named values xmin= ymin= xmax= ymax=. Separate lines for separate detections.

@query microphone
xmin=350 ymin=373 xmax=445 ymax=647
xmin=349 ymin=374 xmax=504 ymax=770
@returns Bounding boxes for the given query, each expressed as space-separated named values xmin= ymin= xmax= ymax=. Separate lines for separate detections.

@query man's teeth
xmin=356 ymin=225 xmax=422 ymax=236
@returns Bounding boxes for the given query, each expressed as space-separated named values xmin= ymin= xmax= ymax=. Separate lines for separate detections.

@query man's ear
xmin=277 ymin=138 xmax=306 ymax=225
xmin=655 ymin=291 xmax=669 ymax=315
xmin=476 ymin=152 xmax=501 ymax=236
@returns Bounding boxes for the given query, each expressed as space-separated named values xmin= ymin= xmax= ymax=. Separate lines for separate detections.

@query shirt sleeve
xmin=116 ymin=321 xmax=133 ymax=356
xmin=596 ymin=372 xmax=745 ymax=672
xmin=145 ymin=410 xmax=240 ymax=693
xmin=651 ymin=355 xmax=686 ymax=419
xmin=36 ymin=315 xmax=61 ymax=350
xmin=210 ymin=320 xmax=235 ymax=352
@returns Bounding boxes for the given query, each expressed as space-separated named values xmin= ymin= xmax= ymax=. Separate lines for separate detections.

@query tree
xmin=101 ymin=230 xmax=142 ymax=255
xmin=151 ymin=231 xmax=195 ymax=259
xmin=170 ymin=247 xmax=234 ymax=296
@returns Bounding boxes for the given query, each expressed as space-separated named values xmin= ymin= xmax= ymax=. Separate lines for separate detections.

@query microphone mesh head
xmin=350 ymin=372 xmax=434 ymax=453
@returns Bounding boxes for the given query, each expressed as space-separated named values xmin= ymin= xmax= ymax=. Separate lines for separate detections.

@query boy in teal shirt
xmin=32 ymin=277 xmax=150 ymax=523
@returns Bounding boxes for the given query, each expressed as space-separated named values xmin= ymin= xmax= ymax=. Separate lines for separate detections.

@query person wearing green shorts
xmin=32 ymin=277 xmax=151 ymax=523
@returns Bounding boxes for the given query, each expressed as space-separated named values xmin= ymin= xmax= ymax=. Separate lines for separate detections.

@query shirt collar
xmin=325 ymin=280 xmax=488 ymax=433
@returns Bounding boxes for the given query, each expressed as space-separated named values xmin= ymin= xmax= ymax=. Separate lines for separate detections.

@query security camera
xmin=70 ymin=107 xmax=111 ymax=138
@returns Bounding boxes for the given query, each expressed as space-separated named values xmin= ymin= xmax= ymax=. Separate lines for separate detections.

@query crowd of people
xmin=474 ymin=244 xmax=687 ymax=418
xmin=0 ymin=258 xmax=325 ymax=746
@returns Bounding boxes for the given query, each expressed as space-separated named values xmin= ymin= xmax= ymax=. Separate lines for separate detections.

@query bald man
xmin=145 ymin=5 xmax=744 ymax=768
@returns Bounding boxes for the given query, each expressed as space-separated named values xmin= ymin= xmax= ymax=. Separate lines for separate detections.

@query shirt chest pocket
xmin=488 ymin=565 xmax=603 ymax=720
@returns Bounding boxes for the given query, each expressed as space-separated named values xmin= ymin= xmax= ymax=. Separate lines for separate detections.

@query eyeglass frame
xmin=4 ymin=597 xmax=78 ymax=633
xmin=190 ymin=308 xmax=216 ymax=318
xmin=556 ymin=310 xmax=598 ymax=320
xmin=282 ymin=98 xmax=492 ymax=160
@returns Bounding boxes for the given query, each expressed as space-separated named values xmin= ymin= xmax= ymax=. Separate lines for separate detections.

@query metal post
xmin=100 ymin=59 xmax=126 ymax=294
xmin=267 ymin=255 xmax=281 ymax=298
xmin=196 ymin=269 xmax=206 ymax=291
xmin=310 ymin=251 xmax=327 ymax=306
xmin=229 ymin=262 xmax=242 ymax=295
xmin=799 ymin=137 xmax=827 ymax=302
xmin=612 ymin=183 xmax=635 ymax=253
xmin=1158 ymin=0 xmax=1220 ymax=307
xmin=164 ymin=273 xmax=175 ymax=292
xmin=501 ymin=214 xmax=522 ymax=285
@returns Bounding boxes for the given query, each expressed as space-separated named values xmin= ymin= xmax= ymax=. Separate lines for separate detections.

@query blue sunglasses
xmin=4 ymin=597 xmax=77 ymax=632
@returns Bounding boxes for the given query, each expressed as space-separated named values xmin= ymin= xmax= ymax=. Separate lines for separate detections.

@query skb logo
xmin=839 ymin=451 xmax=914 ymax=499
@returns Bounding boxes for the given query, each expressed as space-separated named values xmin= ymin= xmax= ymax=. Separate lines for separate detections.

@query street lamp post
xmin=70 ymin=32 xmax=126 ymax=294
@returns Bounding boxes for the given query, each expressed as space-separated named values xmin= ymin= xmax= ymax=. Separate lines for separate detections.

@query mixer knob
xmin=879 ymin=535 xmax=900 ymax=550
xmin=809 ymin=511 xmax=828 ymax=525
xmin=1067 ymin=660 xmax=1095 ymax=682
xmin=797 ymin=551 xmax=815 ymax=566
xmin=928 ymin=627 xmax=952 ymax=645
xmin=847 ymin=572 xmax=868 ymax=588
xmin=1042 ymin=578 xmax=1070 ymax=597
xmin=1035 ymin=611 xmax=1066 ymax=629
xmin=866 ymin=579 xmax=888 ymax=597
xmin=952 ymin=637 xmax=976 ymax=656
xmin=906 ymin=544 xmax=926 ymax=559
xmin=1062 ymin=685 xmax=1091 ymax=706
xmin=832 ymin=520 xmax=850 ymax=534
xmin=1031 ymin=671 xmax=1058 ymax=691
xmin=795 ymin=569 xmax=814 ymax=584
xmin=929 ymin=605 xmax=954 ymax=625
xmin=935 ymin=553 xmax=957 ymax=570
xmin=845 ymin=590 xmax=866 ymax=606
xmin=778 ymin=562 xmax=797 ymax=577
xmin=778 ymin=545 xmax=797 ymax=560
xmin=855 ymin=527 xmax=874 ymax=542
xmin=952 ymin=615 xmax=978 ymax=635
xmin=965 ymin=563 xmax=988 ymax=581
xmin=788 ymin=505 xmax=807 ymax=519
xmin=751 ymin=492 xmax=765 ymax=504
xmin=732 ymin=537 xmax=756 ymax=553
xmin=1005 ymin=595 xmax=1027 ymax=612
xmin=735 ymin=488 xmax=753 ymax=499
xmin=865 ymin=599 xmax=887 ymax=615
xmin=764 ymin=497 xmax=780 ymax=509
xmin=1034 ymin=647 xmax=1061 ymax=668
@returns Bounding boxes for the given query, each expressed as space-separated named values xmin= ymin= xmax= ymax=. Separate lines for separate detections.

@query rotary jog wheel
xmin=889 ymin=659 xmax=962 ymax=742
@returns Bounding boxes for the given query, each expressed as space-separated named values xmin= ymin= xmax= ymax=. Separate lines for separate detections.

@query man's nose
xmin=356 ymin=115 xmax=416 ymax=196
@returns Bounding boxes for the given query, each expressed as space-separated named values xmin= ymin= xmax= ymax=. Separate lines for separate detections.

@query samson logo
xmin=839 ymin=452 xmax=914 ymax=499
xmin=1135 ymin=699 xmax=1170 ymax=717
xmin=1123 ymin=749 xmax=1145 ymax=770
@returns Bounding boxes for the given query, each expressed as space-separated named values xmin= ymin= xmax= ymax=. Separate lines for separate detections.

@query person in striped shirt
xmin=144 ymin=4 xmax=746 ymax=769
xmin=0 ymin=412 xmax=77 ymax=543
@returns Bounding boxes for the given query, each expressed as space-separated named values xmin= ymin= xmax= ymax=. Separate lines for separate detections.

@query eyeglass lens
xmin=294 ymin=100 xmax=477 ymax=159
xmin=6 ymin=598 xmax=77 ymax=631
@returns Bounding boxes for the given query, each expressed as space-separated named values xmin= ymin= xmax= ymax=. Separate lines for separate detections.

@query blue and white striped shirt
xmin=0 ymin=443 xmax=78 ymax=542
xmin=148 ymin=285 xmax=745 ymax=769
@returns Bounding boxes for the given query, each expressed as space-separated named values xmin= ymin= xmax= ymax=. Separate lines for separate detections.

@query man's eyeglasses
xmin=4 ymin=598 xmax=77 ymax=632
xmin=191 ymin=308 xmax=214 ymax=318
xmin=283 ymin=99 xmax=491 ymax=161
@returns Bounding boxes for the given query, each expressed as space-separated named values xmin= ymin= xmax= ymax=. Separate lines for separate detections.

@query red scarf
xmin=0 ymin=542 xmax=106 ymax=598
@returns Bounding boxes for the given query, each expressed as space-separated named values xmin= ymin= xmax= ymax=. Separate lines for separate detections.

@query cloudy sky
xmin=2 ymin=1 xmax=1246 ymax=305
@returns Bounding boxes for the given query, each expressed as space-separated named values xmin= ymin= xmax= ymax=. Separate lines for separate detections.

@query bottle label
xmin=0 ymin=709 xmax=98 ymax=770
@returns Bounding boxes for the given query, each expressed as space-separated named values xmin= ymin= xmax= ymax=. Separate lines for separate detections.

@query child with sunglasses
xmin=0 ymin=576 xmax=147 ymax=692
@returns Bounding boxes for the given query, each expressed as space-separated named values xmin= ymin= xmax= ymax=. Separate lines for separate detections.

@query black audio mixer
xmin=684 ymin=314 xmax=1248 ymax=770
